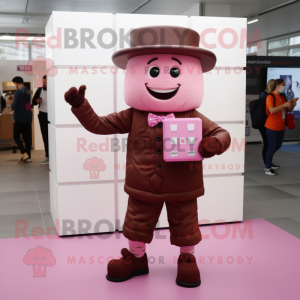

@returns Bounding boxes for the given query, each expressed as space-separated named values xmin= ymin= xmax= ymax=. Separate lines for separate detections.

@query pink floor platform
xmin=1 ymin=219 xmax=300 ymax=300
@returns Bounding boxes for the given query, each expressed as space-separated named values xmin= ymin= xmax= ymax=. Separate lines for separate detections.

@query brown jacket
xmin=72 ymin=100 xmax=231 ymax=202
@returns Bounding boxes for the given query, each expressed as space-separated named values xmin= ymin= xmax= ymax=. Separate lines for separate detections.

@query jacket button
xmin=156 ymin=149 xmax=161 ymax=155
xmin=157 ymin=122 xmax=163 ymax=129
xmin=156 ymin=136 xmax=161 ymax=142
xmin=157 ymin=163 xmax=162 ymax=168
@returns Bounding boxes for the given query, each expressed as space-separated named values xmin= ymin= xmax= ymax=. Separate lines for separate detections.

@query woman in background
xmin=264 ymin=79 xmax=298 ymax=175
xmin=258 ymin=79 xmax=274 ymax=169
xmin=259 ymin=79 xmax=274 ymax=99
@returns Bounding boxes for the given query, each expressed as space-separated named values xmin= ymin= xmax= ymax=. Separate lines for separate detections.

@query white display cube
xmin=198 ymin=175 xmax=244 ymax=224
xmin=46 ymin=12 xmax=115 ymax=66
xmin=48 ymin=66 xmax=114 ymax=126
xmin=48 ymin=123 xmax=57 ymax=181
xmin=46 ymin=13 xmax=246 ymax=236
xmin=199 ymin=69 xmax=246 ymax=122
xmin=49 ymin=125 xmax=115 ymax=183
xmin=189 ymin=16 xmax=247 ymax=68
xmin=202 ymin=123 xmax=245 ymax=175
xmin=50 ymin=172 xmax=115 ymax=236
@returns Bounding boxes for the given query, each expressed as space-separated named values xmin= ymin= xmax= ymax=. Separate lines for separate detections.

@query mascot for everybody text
xmin=64 ymin=26 xmax=231 ymax=288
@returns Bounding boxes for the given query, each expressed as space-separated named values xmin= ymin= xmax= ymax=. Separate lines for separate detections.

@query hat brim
xmin=112 ymin=45 xmax=217 ymax=72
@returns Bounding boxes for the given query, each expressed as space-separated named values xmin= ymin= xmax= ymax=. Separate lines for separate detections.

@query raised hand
xmin=64 ymin=85 xmax=86 ymax=109
xmin=291 ymin=97 xmax=299 ymax=107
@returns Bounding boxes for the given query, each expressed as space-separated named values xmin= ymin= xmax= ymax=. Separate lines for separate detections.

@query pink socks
xmin=128 ymin=240 xmax=195 ymax=258
xmin=128 ymin=240 xmax=146 ymax=258
xmin=180 ymin=245 xmax=195 ymax=255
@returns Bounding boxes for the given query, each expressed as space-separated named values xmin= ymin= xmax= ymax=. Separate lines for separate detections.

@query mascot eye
xmin=170 ymin=67 xmax=180 ymax=78
xmin=148 ymin=66 xmax=159 ymax=78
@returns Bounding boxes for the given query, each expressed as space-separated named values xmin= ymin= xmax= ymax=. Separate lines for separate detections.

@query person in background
xmin=11 ymin=76 xmax=32 ymax=163
xmin=258 ymin=79 xmax=274 ymax=169
xmin=259 ymin=79 xmax=274 ymax=99
xmin=32 ymin=75 xmax=49 ymax=164
xmin=264 ymin=79 xmax=299 ymax=175
xmin=0 ymin=91 xmax=7 ymax=113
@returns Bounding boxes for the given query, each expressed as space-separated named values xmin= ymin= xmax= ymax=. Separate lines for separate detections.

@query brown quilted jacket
xmin=72 ymin=100 xmax=231 ymax=202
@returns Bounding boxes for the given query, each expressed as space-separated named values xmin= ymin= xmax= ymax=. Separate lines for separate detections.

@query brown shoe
xmin=17 ymin=158 xmax=24 ymax=164
xmin=176 ymin=253 xmax=201 ymax=288
xmin=17 ymin=153 xmax=29 ymax=163
xmin=106 ymin=248 xmax=149 ymax=282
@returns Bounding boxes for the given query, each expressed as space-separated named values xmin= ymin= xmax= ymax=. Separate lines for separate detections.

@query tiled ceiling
xmin=0 ymin=0 xmax=289 ymax=34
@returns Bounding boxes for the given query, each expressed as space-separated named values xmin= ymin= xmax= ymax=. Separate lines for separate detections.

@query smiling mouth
xmin=145 ymin=83 xmax=181 ymax=100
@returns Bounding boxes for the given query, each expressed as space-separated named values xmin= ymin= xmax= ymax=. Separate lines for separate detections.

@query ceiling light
xmin=248 ymin=19 xmax=259 ymax=24
xmin=0 ymin=36 xmax=44 ymax=41
xmin=0 ymin=36 xmax=15 ymax=40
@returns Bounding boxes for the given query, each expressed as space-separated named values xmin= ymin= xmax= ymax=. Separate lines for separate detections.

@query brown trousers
xmin=123 ymin=196 xmax=202 ymax=247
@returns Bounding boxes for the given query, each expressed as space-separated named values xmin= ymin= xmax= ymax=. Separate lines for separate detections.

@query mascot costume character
xmin=64 ymin=25 xmax=231 ymax=288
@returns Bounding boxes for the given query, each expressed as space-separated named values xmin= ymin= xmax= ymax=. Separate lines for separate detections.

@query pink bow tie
xmin=148 ymin=113 xmax=175 ymax=127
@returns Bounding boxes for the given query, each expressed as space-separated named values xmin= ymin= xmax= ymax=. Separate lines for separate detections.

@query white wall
xmin=47 ymin=12 xmax=246 ymax=236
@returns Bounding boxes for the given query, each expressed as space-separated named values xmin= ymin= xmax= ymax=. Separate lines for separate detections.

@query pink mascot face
xmin=124 ymin=54 xmax=204 ymax=112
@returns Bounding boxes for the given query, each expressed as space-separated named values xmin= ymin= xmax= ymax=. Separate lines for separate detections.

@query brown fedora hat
xmin=112 ymin=25 xmax=216 ymax=72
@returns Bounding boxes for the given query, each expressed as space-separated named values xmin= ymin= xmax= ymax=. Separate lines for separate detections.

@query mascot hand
xmin=198 ymin=136 xmax=220 ymax=159
xmin=64 ymin=85 xmax=86 ymax=109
